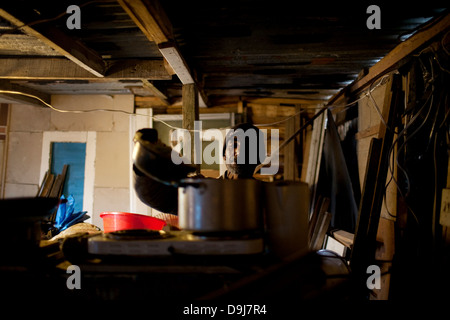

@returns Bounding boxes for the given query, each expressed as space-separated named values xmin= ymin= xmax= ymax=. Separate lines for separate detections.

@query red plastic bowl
xmin=100 ymin=212 xmax=167 ymax=233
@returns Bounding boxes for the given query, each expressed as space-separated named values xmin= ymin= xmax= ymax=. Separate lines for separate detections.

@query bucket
xmin=264 ymin=181 xmax=310 ymax=258
xmin=100 ymin=212 xmax=166 ymax=232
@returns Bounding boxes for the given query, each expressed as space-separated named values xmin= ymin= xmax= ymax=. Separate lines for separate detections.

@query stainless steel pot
xmin=133 ymin=129 xmax=263 ymax=233
xmin=178 ymin=178 xmax=263 ymax=233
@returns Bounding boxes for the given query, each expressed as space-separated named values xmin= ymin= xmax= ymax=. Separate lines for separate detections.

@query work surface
xmin=0 ymin=233 xmax=352 ymax=304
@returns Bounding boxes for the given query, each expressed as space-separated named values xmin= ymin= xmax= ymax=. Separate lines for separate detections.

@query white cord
xmin=0 ymin=89 xmax=324 ymax=131
xmin=0 ymin=89 xmax=205 ymax=132
xmin=0 ymin=74 xmax=392 ymax=133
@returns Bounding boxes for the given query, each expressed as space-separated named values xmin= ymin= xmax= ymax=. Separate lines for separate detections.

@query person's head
xmin=222 ymin=123 xmax=266 ymax=177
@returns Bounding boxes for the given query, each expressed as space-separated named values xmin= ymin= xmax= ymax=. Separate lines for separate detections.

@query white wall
xmin=2 ymin=94 xmax=150 ymax=229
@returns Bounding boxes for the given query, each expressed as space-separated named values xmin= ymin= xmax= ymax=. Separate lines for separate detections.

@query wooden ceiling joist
xmin=244 ymin=97 xmax=327 ymax=106
xmin=118 ymin=0 xmax=209 ymax=107
xmin=0 ymin=58 xmax=171 ymax=80
xmin=117 ymin=0 xmax=173 ymax=45
xmin=141 ymin=79 xmax=169 ymax=105
xmin=0 ymin=8 xmax=106 ymax=78
xmin=0 ymin=80 xmax=50 ymax=107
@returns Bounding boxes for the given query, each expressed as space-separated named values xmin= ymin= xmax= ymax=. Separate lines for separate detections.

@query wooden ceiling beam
xmin=244 ymin=97 xmax=327 ymax=106
xmin=0 ymin=80 xmax=50 ymax=107
xmin=140 ymin=79 xmax=169 ymax=105
xmin=117 ymin=0 xmax=173 ymax=44
xmin=0 ymin=8 xmax=106 ymax=78
xmin=328 ymin=12 xmax=450 ymax=107
xmin=118 ymin=0 xmax=209 ymax=107
xmin=0 ymin=58 xmax=171 ymax=80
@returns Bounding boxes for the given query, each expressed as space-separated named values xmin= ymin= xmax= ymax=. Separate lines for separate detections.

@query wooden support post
xmin=300 ymin=114 xmax=312 ymax=182
xmin=182 ymin=83 xmax=199 ymax=172
xmin=284 ymin=106 xmax=301 ymax=181
xmin=284 ymin=117 xmax=295 ymax=180
xmin=237 ymin=101 xmax=247 ymax=123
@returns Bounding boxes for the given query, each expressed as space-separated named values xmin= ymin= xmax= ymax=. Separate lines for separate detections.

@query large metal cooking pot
xmin=178 ymin=178 xmax=263 ymax=233
xmin=133 ymin=128 xmax=263 ymax=233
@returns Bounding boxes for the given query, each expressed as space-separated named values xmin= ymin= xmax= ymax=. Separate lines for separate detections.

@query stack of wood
xmin=37 ymin=164 xmax=68 ymax=228
xmin=308 ymin=197 xmax=331 ymax=251
xmin=308 ymin=196 xmax=355 ymax=258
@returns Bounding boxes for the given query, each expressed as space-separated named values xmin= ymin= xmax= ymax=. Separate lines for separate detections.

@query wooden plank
xmin=300 ymin=124 xmax=312 ymax=182
xmin=0 ymin=80 xmax=51 ymax=107
xmin=308 ymin=197 xmax=330 ymax=247
xmin=330 ymin=229 xmax=354 ymax=248
xmin=106 ymin=59 xmax=172 ymax=80
xmin=182 ymin=84 xmax=199 ymax=128
xmin=355 ymin=125 xmax=380 ymax=140
xmin=134 ymin=96 xmax=168 ymax=108
xmin=284 ymin=117 xmax=294 ymax=180
xmin=245 ymin=97 xmax=326 ymax=106
xmin=351 ymin=138 xmax=382 ymax=270
xmin=328 ymin=12 xmax=450 ymax=107
xmin=284 ymin=113 xmax=300 ymax=181
xmin=247 ymin=104 xmax=297 ymax=117
xmin=351 ymin=74 xmax=401 ymax=295
xmin=117 ymin=0 xmax=173 ymax=45
xmin=48 ymin=174 xmax=63 ymax=222
xmin=0 ymin=9 xmax=106 ymax=77
xmin=49 ymin=175 xmax=63 ymax=199
xmin=158 ymin=43 xmax=194 ymax=84
xmin=141 ymin=80 xmax=169 ymax=104
xmin=370 ymin=217 xmax=395 ymax=300
xmin=166 ymin=105 xmax=238 ymax=114
xmin=182 ymin=83 xmax=199 ymax=171
xmin=304 ymin=108 xmax=327 ymax=212
xmin=118 ymin=0 xmax=209 ymax=107
xmin=376 ymin=75 xmax=395 ymax=140
xmin=41 ymin=174 xmax=55 ymax=198
xmin=0 ymin=58 xmax=171 ymax=80
xmin=311 ymin=211 xmax=332 ymax=251
xmin=37 ymin=171 xmax=50 ymax=197
xmin=158 ymin=43 xmax=208 ymax=107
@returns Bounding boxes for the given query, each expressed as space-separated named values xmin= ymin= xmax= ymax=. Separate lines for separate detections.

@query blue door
xmin=50 ymin=142 xmax=86 ymax=213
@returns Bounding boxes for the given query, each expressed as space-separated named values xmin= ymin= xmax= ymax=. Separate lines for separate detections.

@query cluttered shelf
xmin=1 ymin=224 xmax=352 ymax=302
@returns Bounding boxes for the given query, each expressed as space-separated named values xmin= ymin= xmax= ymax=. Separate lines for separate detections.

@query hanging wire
xmin=0 ymin=89 xmax=203 ymax=131
xmin=0 ymin=89 xmax=321 ymax=132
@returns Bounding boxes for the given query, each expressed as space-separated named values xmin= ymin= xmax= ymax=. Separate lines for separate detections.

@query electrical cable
xmin=0 ymin=88 xmax=323 ymax=139
xmin=329 ymin=73 xmax=393 ymax=116
xmin=253 ymin=108 xmax=309 ymax=127
xmin=0 ymin=89 xmax=206 ymax=132
xmin=367 ymin=76 xmax=399 ymax=134
xmin=0 ymin=63 xmax=392 ymax=135
xmin=381 ymin=54 xmax=436 ymax=225
xmin=386 ymin=42 xmax=450 ymax=232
